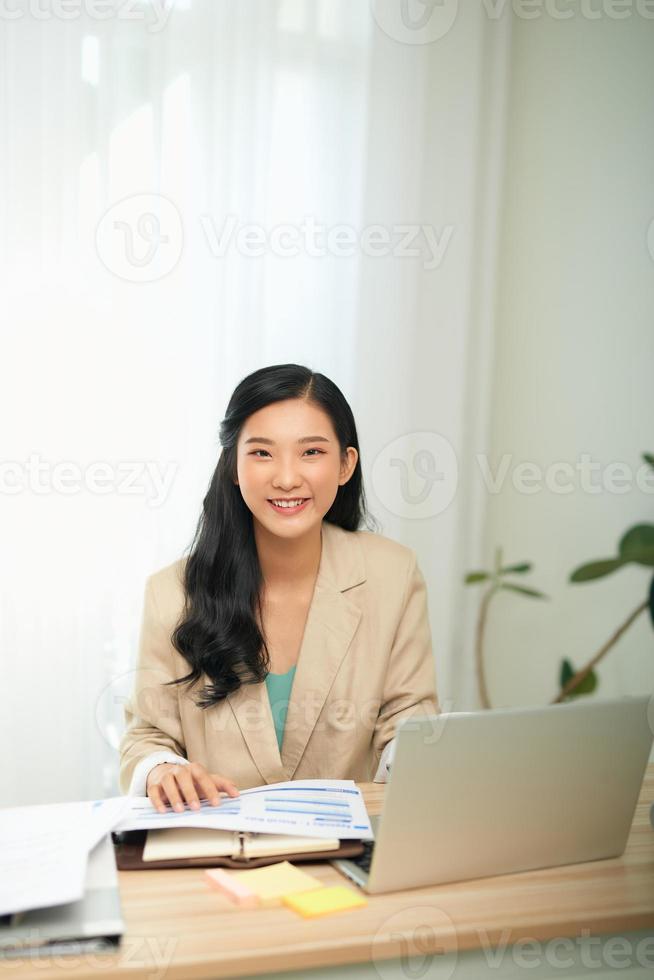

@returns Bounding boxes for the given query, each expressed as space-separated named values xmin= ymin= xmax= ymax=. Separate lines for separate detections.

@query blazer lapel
xmin=226 ymin=521 xmax=366 ymax=785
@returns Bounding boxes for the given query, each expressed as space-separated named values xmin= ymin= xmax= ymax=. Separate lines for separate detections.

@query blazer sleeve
xmin=372 ymin=551 xmax=439 ymax=765
xmin=118 ymin=575 xmax=188 ymax=794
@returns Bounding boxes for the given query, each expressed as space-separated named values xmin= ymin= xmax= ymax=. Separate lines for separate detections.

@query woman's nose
xmin=272 ymin=461 xmax=302 ymax=490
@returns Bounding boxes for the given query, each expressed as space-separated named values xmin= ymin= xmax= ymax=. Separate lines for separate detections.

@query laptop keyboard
xmin=350 ymin=839 xmax=375 ymax=874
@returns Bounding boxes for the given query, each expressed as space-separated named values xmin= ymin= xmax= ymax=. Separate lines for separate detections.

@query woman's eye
xmin=250 ymin=449 xmax=324 ymax=458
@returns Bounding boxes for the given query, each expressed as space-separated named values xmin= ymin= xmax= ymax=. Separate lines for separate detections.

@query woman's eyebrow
xmin=244 ymin=435 xmax=331 ymax=445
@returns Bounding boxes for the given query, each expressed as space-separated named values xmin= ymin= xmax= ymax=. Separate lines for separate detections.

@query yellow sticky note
xmin=283 ymin=885 xmax=368 ymax=918
xmin=230 ymin=861 xmax=323 ymax=908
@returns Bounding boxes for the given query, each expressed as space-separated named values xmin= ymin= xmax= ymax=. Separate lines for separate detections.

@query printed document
xmin=0 ymin=797 xmax=130 ymax=916
xmin=116 ymin=779 xmax=374 ymax=840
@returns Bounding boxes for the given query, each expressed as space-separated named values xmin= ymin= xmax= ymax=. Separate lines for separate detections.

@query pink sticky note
xmin=204 ymin=868 xmax=259 ymax=908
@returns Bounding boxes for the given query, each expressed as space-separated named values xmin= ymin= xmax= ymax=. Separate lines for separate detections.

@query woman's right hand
xmin=146 ymin=761 xmax=240 ymax=814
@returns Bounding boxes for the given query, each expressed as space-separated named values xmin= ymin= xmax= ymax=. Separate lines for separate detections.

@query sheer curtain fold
xmin=1 ymin=0 xmax=508 ymax=804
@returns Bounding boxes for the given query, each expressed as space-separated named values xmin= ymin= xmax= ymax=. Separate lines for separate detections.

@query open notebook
xmin=113 ymin=828 xmax=365 ymax=870
xmin=143 ymin=828 xmax=341 ymax=862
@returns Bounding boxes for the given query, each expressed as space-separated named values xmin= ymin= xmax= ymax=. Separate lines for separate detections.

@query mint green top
xmin=265 ymin=665 xmax=297 ymax=752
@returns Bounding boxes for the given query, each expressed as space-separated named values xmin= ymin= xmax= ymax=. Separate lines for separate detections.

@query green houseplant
xmin=559 ymin=455 xmax=654 ymax=701
xmin=465 ymin=452 xmax=654 ymax=707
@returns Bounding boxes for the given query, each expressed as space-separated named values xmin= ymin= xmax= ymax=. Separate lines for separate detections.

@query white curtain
xmin=1 ymin=0 xmax=510 ymax=805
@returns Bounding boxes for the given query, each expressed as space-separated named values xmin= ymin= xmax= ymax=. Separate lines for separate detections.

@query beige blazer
xmin=119 ymin=520 xmax=439 ymax=793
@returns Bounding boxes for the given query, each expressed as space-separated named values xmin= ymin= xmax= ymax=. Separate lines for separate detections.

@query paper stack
xmin=0 ymin=797 xmax=130 ymax=918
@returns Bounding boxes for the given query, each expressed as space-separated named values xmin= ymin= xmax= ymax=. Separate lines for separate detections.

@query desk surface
xmin=3 ymin=766 xmax=654 ymax=980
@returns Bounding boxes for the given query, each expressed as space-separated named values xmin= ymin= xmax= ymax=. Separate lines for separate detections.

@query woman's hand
xmin=146 ymin=761 xmax=240 ymax=814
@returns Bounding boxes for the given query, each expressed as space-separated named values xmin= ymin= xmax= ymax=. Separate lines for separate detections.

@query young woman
xmin=119 ymin=364 xmax=439 ymax=812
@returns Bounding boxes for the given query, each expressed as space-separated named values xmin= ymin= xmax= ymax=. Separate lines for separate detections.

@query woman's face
xmin=235 ymin=398 xmax=358 ymax=539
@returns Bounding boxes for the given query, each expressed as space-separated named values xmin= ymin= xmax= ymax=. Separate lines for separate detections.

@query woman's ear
xmin=339 ymin=447 xmax=358 ymax=485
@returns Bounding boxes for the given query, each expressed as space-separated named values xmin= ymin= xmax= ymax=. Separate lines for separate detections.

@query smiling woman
xmin=119 ymin=364 xmax=439 ymax=813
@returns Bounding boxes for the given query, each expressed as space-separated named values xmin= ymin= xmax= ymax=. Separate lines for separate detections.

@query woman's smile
xmin=267 ymin=497 xmax=311 ymax=515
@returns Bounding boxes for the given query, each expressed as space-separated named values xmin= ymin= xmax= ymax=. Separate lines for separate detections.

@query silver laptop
xmin=333 ymin=695 xmax=653 ymax=894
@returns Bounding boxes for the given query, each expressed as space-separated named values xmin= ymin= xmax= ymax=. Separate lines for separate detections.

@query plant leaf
xmin=464 ymin=571 xmax=489 ymax=584
xmin=559 ymin=658 xmax=598 ymax=699
xmin=618 ymin=524 xmax=654 ymax=567
xmin=571 ymin=670 xmax=598 ymax=697
xmin=500 ymin=563 xmax=532 ymax=575
xmin=643 ymin=453 xmax=654 ymax=472
xmin=570 ymin=558 xmax=624 ymax=582
xmin=500 ymin=582 xmax=547 ymax=599
xmin=559 ymin=658 xmax=574 ymax=687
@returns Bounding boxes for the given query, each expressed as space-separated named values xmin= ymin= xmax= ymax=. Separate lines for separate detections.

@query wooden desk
xmin=2 ymin=767 xmax=653 ymax=980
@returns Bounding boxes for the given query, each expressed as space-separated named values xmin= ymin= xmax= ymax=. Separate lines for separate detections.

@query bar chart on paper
xmin=116 ymin=780 xmax=374 ymax=840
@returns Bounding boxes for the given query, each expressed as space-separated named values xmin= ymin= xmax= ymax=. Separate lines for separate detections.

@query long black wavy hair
xmin=169 ymin=364 xmax=380 ymax=709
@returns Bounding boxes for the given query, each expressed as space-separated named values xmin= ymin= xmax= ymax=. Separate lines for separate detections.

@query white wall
xmin=483 ymin=10 xmax=654 ymax=711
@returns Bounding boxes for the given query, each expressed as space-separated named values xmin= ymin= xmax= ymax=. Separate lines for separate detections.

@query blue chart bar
xmin=238 ymin=786 xmax=359 ymax=797
xmin=135 ymin=799 xmax=243 ymax=822
xmin=265 ymin=807 xmax=350 ymax=818
xmin=265 ymin=798 xmax=349 ymax=808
